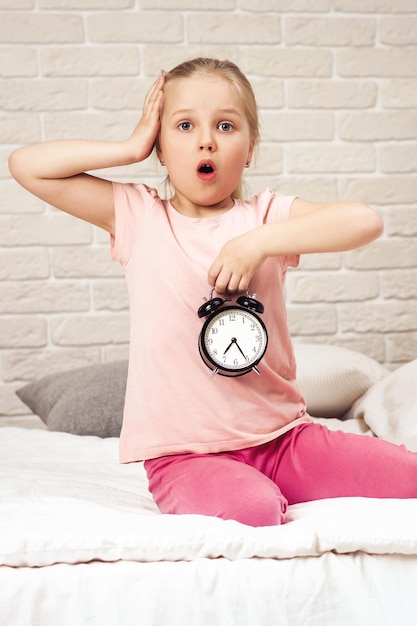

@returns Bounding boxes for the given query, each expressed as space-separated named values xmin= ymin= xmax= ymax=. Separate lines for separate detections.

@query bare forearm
xmin=260 ymin=201 xmax=384 ymax=256
xmin=208 ymin=201 xmax=383 ymax=294
xmin=8 ymin=139 xmax=136 ymax=185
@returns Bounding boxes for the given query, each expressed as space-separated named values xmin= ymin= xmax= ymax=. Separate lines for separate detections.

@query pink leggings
xmin=144 ymin=423 xmax=417 ymax=527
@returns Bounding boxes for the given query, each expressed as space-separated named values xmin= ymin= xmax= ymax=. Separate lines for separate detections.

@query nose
xmin=198 ymin=126 xmax=216 ymax=152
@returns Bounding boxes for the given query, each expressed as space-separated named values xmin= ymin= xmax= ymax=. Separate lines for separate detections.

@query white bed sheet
xmin=2 ymin=425 xmax=417 ymax=625
xmin=2 ymin=553 xmax=417 ymax=626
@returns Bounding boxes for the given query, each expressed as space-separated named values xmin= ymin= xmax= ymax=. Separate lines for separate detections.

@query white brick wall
xmin=1 ymin=1 xmax=416 ymax=423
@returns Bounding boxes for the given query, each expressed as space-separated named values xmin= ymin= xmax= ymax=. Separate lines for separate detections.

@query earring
xmin=160 ymin=159 xmax=165 ymax=166
xmin=245 ymin=161 xmax=250 ymax=168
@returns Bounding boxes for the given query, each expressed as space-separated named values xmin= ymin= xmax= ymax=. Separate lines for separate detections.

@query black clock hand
xmin=232 ymin=338 xmax=248 ymax=360
xmin=223 ymin=339 xmax=234 ymax=355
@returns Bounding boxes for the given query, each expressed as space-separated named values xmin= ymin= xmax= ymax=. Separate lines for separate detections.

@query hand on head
xmin=128 ymin=76 xmax=165 ymax=164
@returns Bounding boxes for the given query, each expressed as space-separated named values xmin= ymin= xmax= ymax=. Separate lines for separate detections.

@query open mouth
xmin=199 ymin=164 xmax=214 ymax=174
xmin=197 ymin=160 xmax=217 ymax=182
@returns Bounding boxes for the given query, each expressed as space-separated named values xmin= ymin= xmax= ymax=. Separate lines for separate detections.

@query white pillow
xmin=294 ymin=343 xmax=389 ymax=418
xmin=346 ymin=359 xmax=417 ymax=451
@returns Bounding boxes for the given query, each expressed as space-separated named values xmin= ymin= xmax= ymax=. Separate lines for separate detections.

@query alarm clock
xmin=197 ymin=291 xmax=268 ymax=377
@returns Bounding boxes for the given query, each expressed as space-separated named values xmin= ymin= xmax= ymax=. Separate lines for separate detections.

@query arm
xmin=8 ymin=76 xmax=164 ymax=235
xmin=208 ymin=198 xmax=384 ymax=294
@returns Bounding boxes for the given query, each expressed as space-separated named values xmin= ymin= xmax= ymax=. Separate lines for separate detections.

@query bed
xmin=2 ymin=343 xmax=417 ymax=626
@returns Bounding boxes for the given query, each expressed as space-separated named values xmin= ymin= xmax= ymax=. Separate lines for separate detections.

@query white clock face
xmin=200 ymin=306 xmax=268 ymax=373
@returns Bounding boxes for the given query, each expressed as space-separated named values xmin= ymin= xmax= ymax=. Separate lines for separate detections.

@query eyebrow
xmin=169 ymin=107 xmax=242 ymax=118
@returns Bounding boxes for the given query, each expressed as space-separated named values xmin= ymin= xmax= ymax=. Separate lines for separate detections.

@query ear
xmin=155 ymin=139 xmax=165 ymax=166
xmin=246 ymin=137 xmax=256 ymax=167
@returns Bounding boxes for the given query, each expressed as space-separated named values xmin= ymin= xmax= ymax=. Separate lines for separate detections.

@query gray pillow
xmin=16 ymin=361 xmax=128 ymax=438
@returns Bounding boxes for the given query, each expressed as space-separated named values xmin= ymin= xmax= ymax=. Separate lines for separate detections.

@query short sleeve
xmin=110 ymin=182 xmax=159 ymax=266
xmin=257 ymin=188 xmax=300 ymax=269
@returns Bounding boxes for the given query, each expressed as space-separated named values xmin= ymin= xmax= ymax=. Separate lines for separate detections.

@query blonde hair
xmin=156 ymin=57 xmax=260 ymax=200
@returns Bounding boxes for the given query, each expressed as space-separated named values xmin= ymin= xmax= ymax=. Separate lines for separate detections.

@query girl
xmin=9 ymin=57 xmax=417 ymax=527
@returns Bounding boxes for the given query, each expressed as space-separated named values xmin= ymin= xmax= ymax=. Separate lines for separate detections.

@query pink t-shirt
xmin=111 ymin=183 xmax=311 ymax=463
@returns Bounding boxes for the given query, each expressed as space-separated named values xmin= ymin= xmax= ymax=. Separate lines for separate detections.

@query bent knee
xmin=145 ymin=453 xmax=287 ymax=527
xmin=198 ymin=479 xmax=287 ymax=527
xmin=224 ymin=495 xmax=286 ymax=527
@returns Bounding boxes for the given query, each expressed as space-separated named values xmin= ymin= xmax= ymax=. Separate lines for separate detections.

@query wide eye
xmin=178 ymin=121 xmax=193 ymax=131
xmin=218 ymin=122 xmax=234 ymax=132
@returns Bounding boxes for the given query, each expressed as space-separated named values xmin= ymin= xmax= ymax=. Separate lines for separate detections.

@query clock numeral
xmin=200 ymin=303 xmax=267 ymax=375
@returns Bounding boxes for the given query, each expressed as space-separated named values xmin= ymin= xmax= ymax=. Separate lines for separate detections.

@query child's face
xmin=158 ymin=73 xmax=255 ymax=217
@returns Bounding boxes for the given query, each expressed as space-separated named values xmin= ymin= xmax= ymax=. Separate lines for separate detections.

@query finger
xmin=148 ymin=75 xmax=165 ymax=99
xmin=238 ymin=275 xmax=250 ymax=293
xmin=208 ymin=261 xmax=221 ymax=288
xmin=143 ymin=77 xmax=164 ymax=115
xmin=224 ymin=274 xmax=242 ymax=294
xmin=213 ymin=268 xmax=233 ymax=295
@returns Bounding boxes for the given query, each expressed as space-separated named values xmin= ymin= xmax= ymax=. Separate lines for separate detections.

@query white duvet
xmin=1 ymin=426 xmax=417 ymax=568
